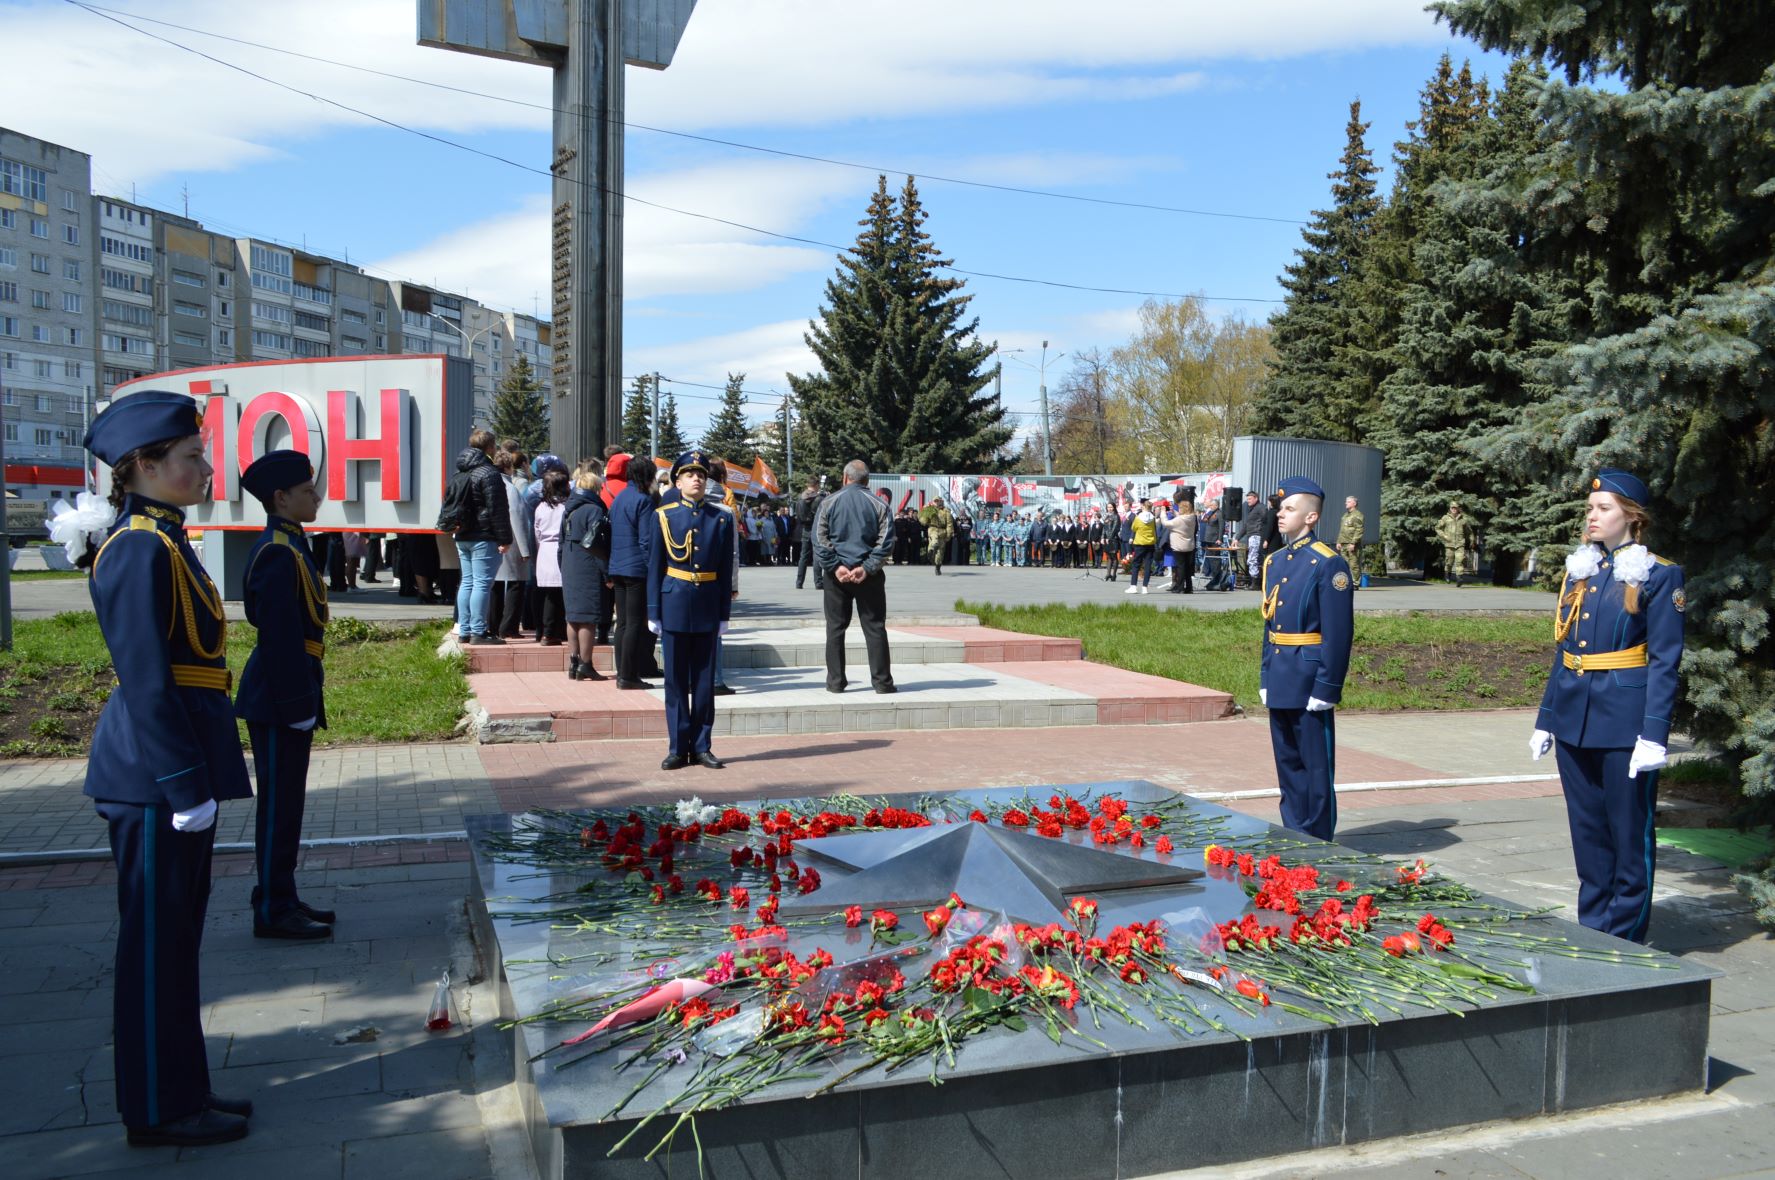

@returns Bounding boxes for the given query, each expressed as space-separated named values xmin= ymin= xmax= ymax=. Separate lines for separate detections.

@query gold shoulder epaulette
xmin=1653 ymin=554 xmax=1674 ymax=566
xmin=1311 ymin=541 xmax=1336 ymax=558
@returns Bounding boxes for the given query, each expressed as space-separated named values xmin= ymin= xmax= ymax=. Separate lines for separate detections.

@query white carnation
xmin=48 ymin=491 xmax=115 ymax=565
xmin=673 ymin=797 xmax=720 ymax=826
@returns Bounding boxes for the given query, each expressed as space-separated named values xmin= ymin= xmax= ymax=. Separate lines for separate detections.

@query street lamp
xmin=427 ymin=312 xmax=500 ymax=416
xmin=1039 ymin=340 xmax=1065 ymax=477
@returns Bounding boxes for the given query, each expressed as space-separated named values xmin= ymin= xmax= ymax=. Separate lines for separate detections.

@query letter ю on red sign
xmin=190 ymin=379 xmax=415 ymax=503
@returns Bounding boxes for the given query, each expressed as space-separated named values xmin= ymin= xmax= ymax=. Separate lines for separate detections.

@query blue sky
xmin=1 ymin=1 xmax=1508 ymax=442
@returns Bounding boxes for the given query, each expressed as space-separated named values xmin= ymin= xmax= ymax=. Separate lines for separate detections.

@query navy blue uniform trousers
xmin=1269 ymin=707 xmax=1338 ymax=840
xmin=662 ymin=630 xmax=717 ymax=755
xmin=98 ymin=801 xmax=215 ymax=1130
xmin=1555 ymin=742 xmax=1658 ymax=942
xmin=248 ymin=722 xmax=312 ymax=924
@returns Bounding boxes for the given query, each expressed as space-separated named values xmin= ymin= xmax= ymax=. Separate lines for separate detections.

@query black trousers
xmin=492 ymin=579 xmax=527 ymax=637
xmin=823 ymin=570 xmax=893 ymax=690
xmin=248 ymin=722 xmax=312 ymax=924
xmin=538 ymin=586 xmax=566 ymax=640
xmin=611 ymin=575 xmax=650 ymax=680
xmin=98 ymin=800 xmax=216 ymax=1130
xmin=1170 ymin=549 xmax=1197 ymax=591
xmin=797 ymin=539 xmax=823 ymax=588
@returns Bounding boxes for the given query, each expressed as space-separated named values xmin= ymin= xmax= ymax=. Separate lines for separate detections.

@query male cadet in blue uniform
xmin=647 ymin=450 xmax=735 ymax=770
xmin=82 ymin=392 xmax=255 ymax=1146
xmin=236 ymin=451 xmax=334 ymax=940
xmin=1258 ymin=477 xmax=1355 ymax=841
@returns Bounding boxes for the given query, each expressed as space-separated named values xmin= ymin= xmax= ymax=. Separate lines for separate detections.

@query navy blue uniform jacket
xmin=646 ymin=497 xmax=734 ymax=633
xmin=85 ymin=495 xmax=252 ymax=810
xmin=1259 ymin=532 xmax=1355 ymax=708
xmin=1538 ymin=547 xmax=1684 ymax=748
xmin=235 ymin=517 xmax=329 ymax=729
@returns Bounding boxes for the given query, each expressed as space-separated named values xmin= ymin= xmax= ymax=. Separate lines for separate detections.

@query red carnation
xmin=844 ymin=905 xmax=863 ymax=928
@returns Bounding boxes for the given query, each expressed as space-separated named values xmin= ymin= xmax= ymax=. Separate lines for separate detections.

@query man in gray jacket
xmin=1237 ymin=491 xmax=1265 ymax=589
xmin=813 ymin=460 xmax=896 ymax=694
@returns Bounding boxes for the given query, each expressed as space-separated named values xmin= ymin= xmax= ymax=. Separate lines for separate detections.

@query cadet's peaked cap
xmin=242 ymin=450 xmax=315 ymax=501
xmin=672 ymin=449 xmax=711 ymax=479
xmin=1276 ymin=476 xmax=1326 ymax=501
xmin=83 ymin=391 xmax=203 ymax=466
xmin=1592 ymin=468 xmax=1649 ymax=505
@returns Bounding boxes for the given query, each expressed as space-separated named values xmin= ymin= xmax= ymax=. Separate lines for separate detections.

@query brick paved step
xmin=466 ymin=661 xmax=1232 ymax=744
xmin=461 ymin=625 xmax=1082 ymax=675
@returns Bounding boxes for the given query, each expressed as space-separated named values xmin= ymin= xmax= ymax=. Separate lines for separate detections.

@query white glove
xmin=647 ymin=620 xmax=661 ymax=636
xmin=1306 ymin=696 xmax=1333 ymax=712
xmin=291 ymin=716 xmax=318 ymax=732
xmin=718 ymin=621 xmax=730 ymax=636
xmin=1529 ymin=729 xmax=1554 ymax=760
xmin=171 ymin=799 xmax=217 ymax=832
xmin=1259 ymin=689 xmax=1267 ymax=706
xmin=1627 ymin=737 xmax=1668 ymax=779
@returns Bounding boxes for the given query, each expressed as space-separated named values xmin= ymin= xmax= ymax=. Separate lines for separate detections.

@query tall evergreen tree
xmin=620 ymin=374 xmax=654 ymax=457
xmin=655 ymin=387 xmax=687 ymax=460
xmin=700 ymin=372 xmax=754 ymax=464
xmin=789 ymin=175 xmax=1011 ymax=473
xmin=1434 ymin=0 xmax=1775 ymax=800
xmin=486 ymin=354 xmax=550 ymax=457
xmin=1250 ymin=100 xmax=1383 ymax=442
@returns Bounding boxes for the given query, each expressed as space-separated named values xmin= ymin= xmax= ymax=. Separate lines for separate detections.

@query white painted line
xmin=1193 ymin=772 xmax=1559 ymax=802
xmin=0 ymin=829 xmax=468 ymax=866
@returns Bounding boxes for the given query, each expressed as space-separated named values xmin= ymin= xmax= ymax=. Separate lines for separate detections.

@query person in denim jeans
xmin=448 ymin=429 xmax=512 ymax=644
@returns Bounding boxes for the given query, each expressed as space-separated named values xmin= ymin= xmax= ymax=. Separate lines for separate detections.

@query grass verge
xmin=959 ymin=600 xmax=1551 ymax=712
xmin=0 ymin=612 xmax=467 ymax=757
xmin=4 ymin=569 xmax=87 ymax=581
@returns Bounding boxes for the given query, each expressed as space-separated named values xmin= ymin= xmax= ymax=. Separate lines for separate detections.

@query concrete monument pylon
xmin=418 ymin=0 xmax=698 ymax=460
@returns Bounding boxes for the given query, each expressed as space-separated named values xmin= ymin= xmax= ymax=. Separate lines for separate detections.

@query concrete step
xmin=467 ymin=661 xmax=1233 ymax=744
xmin=461 ymin=625 xmax=1082 ymax=675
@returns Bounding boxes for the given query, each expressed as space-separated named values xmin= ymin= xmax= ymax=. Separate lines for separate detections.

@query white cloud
xmin=1 ymin=1 xmax=1446 ymax=184
xmin=630 ymin=321 xmax=817 ymax=393
xmin=370 ymin=158 xmax=860 ymax=308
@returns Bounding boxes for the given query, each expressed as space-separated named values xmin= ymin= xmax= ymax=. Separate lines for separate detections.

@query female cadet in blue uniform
xmin=646 ymin=450 xmax=735 ymax=771
xmin=1530 ymin=469 xmax=1685 ymax=944
xmin=82 ymin=391 xmax=254 ymax=1147
xmin=1258 ymin=476 xmax=1355 ymax=841
xmin=236 ymin=450 xmax=334 ymax=940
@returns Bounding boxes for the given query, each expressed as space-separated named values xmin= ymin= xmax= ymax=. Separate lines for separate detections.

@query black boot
xmin=568 ymin=657 xmax=581 ymax=681
xmin=578 ymin=660 xmax=605 ymax=681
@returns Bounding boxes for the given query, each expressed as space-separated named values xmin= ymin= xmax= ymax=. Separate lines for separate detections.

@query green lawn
xmin=5 ymin=569 xmax=86 ymax=581
xmin=960 ymin=601 xmax=1552 ymax=712
xmin=0 ymin=613 xmax=467 ymax=757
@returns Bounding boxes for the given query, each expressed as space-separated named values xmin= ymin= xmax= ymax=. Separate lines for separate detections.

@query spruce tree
xmin=789 ymin=175 xmax=1011 ymax=473
xmin=620 ymin=374 xmax=654 ymax=457
xmin=486 ymin=354 xmax=550 ymax=457
xmin=1434 ymin=0 xmax=1775 ymax=803
xmin=655 ymin=387 xmax=687 ymax=460
xmin=1250 ymin=101 xmax=1383 ymax=442
xmin=700 ymin=372 xmax=754 ymax=464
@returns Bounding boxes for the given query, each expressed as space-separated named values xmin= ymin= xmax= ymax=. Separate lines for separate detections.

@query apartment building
xmin=1 ymin=127 xmax=99 ymax=502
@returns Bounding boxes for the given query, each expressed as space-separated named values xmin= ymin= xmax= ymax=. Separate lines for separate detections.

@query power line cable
xmin=69 ymin=1 xmax=1307 ymax=228
xmin=63 ymin=0 xmax=1284 ymax=305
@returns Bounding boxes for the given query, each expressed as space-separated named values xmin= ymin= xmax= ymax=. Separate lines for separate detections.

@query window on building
xmin=251 ymin=330 xmax=290 ymax=350
xmin=63 ymin=259 xmax=79 ymax=281
xmin=103 ymin=301 xmax=153 ymax=327
xmin=0 ymin=158 xmax=49 ymax=201
xmin=0 ymin=351 xmax=13 ymax=370
xmin=173 ymin=300 xmax=206 ymax=319
xmin=216 ymin=270 xmax=230 ymax=288
xmin=66 ymin=328 xmax=83 ymax=346
xmin=251 ymin=270 xmax=292 ymax=295
xmin=100 ymin=236 xmax=152 ymax=263
xmin=171 ymin=269 xmax=205 ymax=288
xmin=62 ymin=224 xmax=79 ymax=246
xmin=102 ymin=332 xmax=152 ymax=355
xmin=292 ymin=338 xmax=331 ymax=358
xmin=250 ymin=245 xmax=292 ymax=276
xmin=0 ymin=209 xmax=14 ymax=230
xmin=35 ymin=369 xmax=51 ymax=386
xmin=31 ymin=325 xmax=48 ymax=342
xmin=62 ymin=190 xmax=78 ymax=212
xmin=0 ymin=247 xmax=14 ymax=267
xmin=342 ymin=335 xmax=367 ymax=352
xmin=217 ymin=328 xmax=232 ymax=348
xmin=30 ymin=253 xmax=50 ymax=274
xmin=31 ymin=289 xmax=50 ymax=309
xmin=64 ymin=359 xmax=81 ymax=379
xmin=293 ymin=282 xmax=331 ymax=305
xmin=3 ymin=423 xmax=15 ymax=442
xmin=252 ymin=301 xmax=291 ymax=325
xmin=0 ymin=316 xmax=17 ymax=337
xmin=62 ymin=292 xmax=81 ymax=313
xmin=402 ymin=333 xmax=429 ymax=352
xmin=0 ymin=281 xmax=13 ymax=302
xmin=218 ymin=300 xmax=231 ymax=319
xmin=30 ymin=218 xmax=48 ymax=239
xmin=174 ymin=330 xmax=206 ymax=348
xmin=102 ymin=268 xmax=139 ymax=292
xmin=35 ymin=428 xmax=54 ymax=447
xmin=341 ymin=308 xmax=366 ymax=325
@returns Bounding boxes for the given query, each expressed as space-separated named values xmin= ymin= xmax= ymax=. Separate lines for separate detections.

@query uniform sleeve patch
xmin=1331 ymin=571 xmax=1351 ymax=591
xmin=1671 ymin=588 xmax=1685 ymax=613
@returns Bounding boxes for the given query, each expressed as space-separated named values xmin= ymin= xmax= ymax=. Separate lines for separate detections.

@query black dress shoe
xmin=127 ymin=1108 xmax=248 ymax=1148
xmin=295 ymin=900 xmax=335 ymax=924
xmin=826 ymin=684 xmax=847 ymax=694
xmin=661 ymin=754 xmax=688 ymax=770
xmin=474 ymin=634 xmax=507 ymax=646
xmin=205 ymin=1091 xmax=254 ymax=1118
xmin=617 ymin=678 xmax=648 ymax=690
xmin=693 ymin=751 xmax=725 ymax=769
xmin=874 ymin=684 xmax=898 ymax=694
xmin=254 ymin=911 xmax=332 ymax=940
xmin=712 ymin=684 xmax=736 ymax=696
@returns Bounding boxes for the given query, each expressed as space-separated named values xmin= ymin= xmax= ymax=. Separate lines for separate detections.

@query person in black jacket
xmin=447 ymin=429 xmax=512 ymax=645
xmin=560 ymin=470 xmax=610 ymax=682
xmin=795 ymin=478 xmax=826 ymax=589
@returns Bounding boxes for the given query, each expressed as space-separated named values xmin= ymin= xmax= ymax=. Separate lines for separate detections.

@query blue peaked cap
xmin=83 ymin=390 xmax=203 ymax=467
xmin=672 ymin=449 xmax=711 ymax=479
xmin=1592 ymin=468 xmax=1649 ymax=505
xmin=1275 ymin=476 xmax=1326 ymax=500
xmin=241 ymin=449 xmax=316 ymax=502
